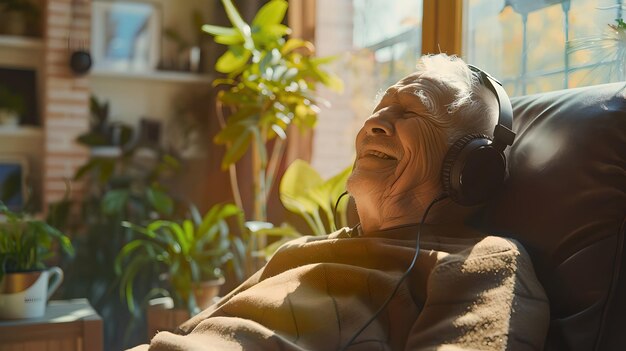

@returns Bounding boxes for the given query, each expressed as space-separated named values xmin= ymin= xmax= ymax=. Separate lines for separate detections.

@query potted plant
xmin=0 ymin=202 xmax=74 ymax=319
xmin=163 ymin=9 xmax=208 ymax=72
xmin=0 ymin=84 xmax=24 ymax=129
xmin=76 ymin=95 xmax=134 ymax=152
xmin=49 ymin=131 xmax=181 ymax=349
xmin=115 ymin=202 xmax=242 ymax=335
xmin=203 ymin=0 xmax=343 ymax=223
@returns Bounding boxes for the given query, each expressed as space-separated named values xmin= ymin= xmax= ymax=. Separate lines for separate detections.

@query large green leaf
xmin=216 ymin=46 xmax=252 ymax=73
xmin=146 ymin=187 xmax=174 ymax=216
xmin=281 ymin=38 xmax=309 ymax=55
xmin=201 ymin=24 xmax=236 ymax=36
xmin=102 ymin=189 xmax=129 ymax=215
xmin=279 ymin=159 xmax=324 ymax=215
xmin=215 ymin=33 xmax=244 ymax=46
xmin=307 ymin=165 xmax=352 ymax=229
xmin=220 ymin=128 xmax=252 ymax=169
xmin=198 ymin=203 xmax=241 ymax=240
xmin=252 ymin=0 xmax=288 ymax=27
xmin=221 ymin=0 xmax=254 ymax=51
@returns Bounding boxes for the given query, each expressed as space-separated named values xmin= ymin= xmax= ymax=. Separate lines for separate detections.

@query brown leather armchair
xmin=481 ymin=82 xmax=626 ymax=350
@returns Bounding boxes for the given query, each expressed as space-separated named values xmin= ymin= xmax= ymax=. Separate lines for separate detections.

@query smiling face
xmin=347 ymin=74 xmax=453 ymax=232
xmin=346 ymin=55 xmax=500 ymax=233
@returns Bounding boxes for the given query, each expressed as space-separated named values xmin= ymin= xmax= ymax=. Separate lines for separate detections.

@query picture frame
xmin=91 ymin=1 xmax=161 ymax=72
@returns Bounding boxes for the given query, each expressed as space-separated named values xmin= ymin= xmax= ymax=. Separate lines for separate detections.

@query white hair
xmin=404 ymin=54 xmax=499 ymax=145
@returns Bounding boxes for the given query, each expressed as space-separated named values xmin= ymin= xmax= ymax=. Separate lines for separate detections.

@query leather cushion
xmin=481 ymin=83 xmax=626 ymax=350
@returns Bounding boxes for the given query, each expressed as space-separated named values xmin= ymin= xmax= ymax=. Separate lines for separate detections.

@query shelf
xmin=0 ymin=35 xmax=44 ymax=50
xmin=0 ymin=126 xmax=43 ymax=138
xmin=90 ymin=68 xmax=214 ymax=84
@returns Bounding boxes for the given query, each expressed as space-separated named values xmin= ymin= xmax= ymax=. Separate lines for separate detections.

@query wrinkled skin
xmin=347 ymin=74 xmax=459 ymax=233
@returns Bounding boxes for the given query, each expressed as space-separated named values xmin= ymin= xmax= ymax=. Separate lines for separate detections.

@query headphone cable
xmin=339 ymin=193 xmax=448 ymax=350
xmin=333 ymin=191 xmax=350 ymax=230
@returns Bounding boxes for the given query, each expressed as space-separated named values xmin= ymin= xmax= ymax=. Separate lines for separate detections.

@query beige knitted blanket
xmin=131 ymin=224 xmax=549 ymax=350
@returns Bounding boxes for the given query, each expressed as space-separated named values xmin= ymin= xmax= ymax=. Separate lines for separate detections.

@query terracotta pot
xmin=146 ymin=297 xmax=189 ymax=339
xmin=192 ymin=277 xmax=224 ymax=311
xmin=146 ymin=278 xmax=224 ymax=338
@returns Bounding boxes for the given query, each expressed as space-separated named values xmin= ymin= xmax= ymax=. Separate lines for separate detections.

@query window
xmin=464 ymin=0 xmax=626 ymax=96
xmin=312 ymin=0 xmax=423 ymax=177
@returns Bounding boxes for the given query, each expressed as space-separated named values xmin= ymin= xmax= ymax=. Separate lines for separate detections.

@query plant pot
xmin=0 ymin=267 xmax=64 ymax=319
xmin=146 ymin=297 xmax=190 ymax=339
xmin=0 ymin=109 xmax=20 ymax=129
xmin=146 ymin=278 xmax=224 ymax=338
xmin=192 ymin=276 xmax=224 ymax=311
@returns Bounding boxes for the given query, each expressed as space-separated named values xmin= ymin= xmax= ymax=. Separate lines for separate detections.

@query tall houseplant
xmin=203 ymin=0 xmax=343 ymax=223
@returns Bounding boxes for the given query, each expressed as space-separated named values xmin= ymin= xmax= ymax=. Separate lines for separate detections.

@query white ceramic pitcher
xmin=0 ymin=267 xmax=64 ymax=319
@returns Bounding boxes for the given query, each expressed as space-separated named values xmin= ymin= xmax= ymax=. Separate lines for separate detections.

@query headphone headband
xmin=467 ymin=64 xmax=516 ymax=151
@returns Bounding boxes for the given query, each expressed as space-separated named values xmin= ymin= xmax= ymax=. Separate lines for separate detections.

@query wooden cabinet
xmin=0 ymin=299 xmax=102 ymax=351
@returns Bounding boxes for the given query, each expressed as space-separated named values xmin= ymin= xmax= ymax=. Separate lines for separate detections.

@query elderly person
xmin=133 ymin=54 xmax=549 ymax=351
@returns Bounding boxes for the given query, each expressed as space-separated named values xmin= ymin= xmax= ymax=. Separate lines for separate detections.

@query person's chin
xmin=353 ymin=155 xmax=398 ymax=172
xmin=347 ymin=163 xmax=396 ymax=195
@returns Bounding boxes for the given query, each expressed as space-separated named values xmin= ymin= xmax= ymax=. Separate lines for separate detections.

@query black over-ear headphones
xmin=440 ymin=64 xmax=516 ymax=206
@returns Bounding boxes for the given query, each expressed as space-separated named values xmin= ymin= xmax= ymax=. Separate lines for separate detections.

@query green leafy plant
xmin=0 ymin=202 xmax=74 ymax=280
xmin=0 ymin=84 xmax=25 ymax=116
xmin=116 ymin=203 xmax=242 ymax=315
xmin=203 ymin=0 xmax=343 ymax=222
xmin=76 ymin=95 xmax=134 ymax=148
xmin=279 ymin=160 xmax=352 ymax=236
xmin=228 ymin=161 xmax=353 ymax=271
xmin=51 ymin=142 xmax=181 ymax=350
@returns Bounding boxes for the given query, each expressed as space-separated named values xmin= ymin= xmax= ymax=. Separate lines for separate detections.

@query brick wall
xmin=43 ymin=0 xmax=90 ymax=206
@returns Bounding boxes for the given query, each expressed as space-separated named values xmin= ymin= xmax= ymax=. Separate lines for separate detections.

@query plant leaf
xmin=280 ymin=159 xmax=323 ymax=215
xmin=146 ymin=187 xmax=174 ymax=216
xmin=216 ymin=46 xmax=252 ymax=73
xmin=201 ymin=24 xmax=237 ymax=36
xmin=221 ymin=0 xmax=254 ymax=50
xmin=101 ymin=189 xmax=129 ymax=215
xmin=252 ymin=0 xmax=288 ymax=27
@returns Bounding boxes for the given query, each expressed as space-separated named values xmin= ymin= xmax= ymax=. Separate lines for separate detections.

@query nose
xmin=363 ymin=114 xmax=394 ymax=136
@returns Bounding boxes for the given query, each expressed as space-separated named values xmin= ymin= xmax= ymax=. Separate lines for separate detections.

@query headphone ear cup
xmin=441 ymin=133 xmax=507 ymax=206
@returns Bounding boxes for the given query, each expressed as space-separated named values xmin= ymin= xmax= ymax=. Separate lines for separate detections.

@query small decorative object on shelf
xmin=0 ymin=67 xmax=38 ymax=127
xmin=0 ymin=83 xmax=24 ymax=129
xmin=162 ymin=9 xmax=208 ymax=73
xmin=68 ymin=0 xmax=92 ymax=75
xmin=0 ymin=0 xmax=42 ymax=37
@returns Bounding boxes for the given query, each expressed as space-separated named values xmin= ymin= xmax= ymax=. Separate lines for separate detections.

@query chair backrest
xmin=481 ymin=83 xmax=626 ymax=351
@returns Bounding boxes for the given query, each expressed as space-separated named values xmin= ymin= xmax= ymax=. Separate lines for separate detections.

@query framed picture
xmin=91 ymin=1 xmax=161 ymax=72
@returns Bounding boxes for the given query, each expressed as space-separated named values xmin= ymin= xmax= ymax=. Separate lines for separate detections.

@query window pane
xmin=463 ymin=0 xmax=625 ymax=96
xmin=353 ymin=0 xmax=422 ymax=86
xmin=311 ymin=0 xmax=423 ymax=177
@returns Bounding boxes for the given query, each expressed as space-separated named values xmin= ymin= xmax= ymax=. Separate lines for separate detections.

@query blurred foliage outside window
xmin=464 ymin=0 xmax=626 ymax=96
